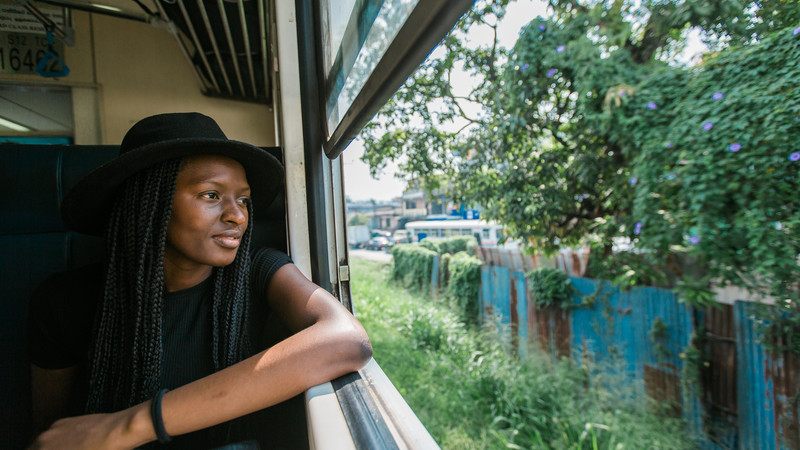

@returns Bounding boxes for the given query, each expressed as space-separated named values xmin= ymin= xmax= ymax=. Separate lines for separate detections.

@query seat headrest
xmin=0 ymin=145 xmax=119 ymax=236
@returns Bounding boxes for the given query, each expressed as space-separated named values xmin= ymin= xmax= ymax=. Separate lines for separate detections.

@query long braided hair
xmin=86 ymin=158 xmax=254 ymax=413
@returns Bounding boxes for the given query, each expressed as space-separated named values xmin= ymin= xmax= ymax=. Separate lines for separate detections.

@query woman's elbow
xmin=355 ymin=333 xmax=373 ymax=367
xmin=334 ymin=320 xmax=372 ymax=371
xmin=346 ymin=324 xmax=373 ymax=369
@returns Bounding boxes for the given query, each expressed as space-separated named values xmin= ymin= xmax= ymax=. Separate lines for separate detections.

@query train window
xmin=315 ymin=0 xmax=473 ymax=158
xmin=318 ymin=0 xmax=419 ymax=134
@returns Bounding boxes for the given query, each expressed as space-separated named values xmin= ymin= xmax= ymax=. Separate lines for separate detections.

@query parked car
xmin=365 ymin=236 xmax=392 ymax=252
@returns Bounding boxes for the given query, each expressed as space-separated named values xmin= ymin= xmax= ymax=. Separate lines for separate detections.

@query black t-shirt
xmin=27 ymin=247 xmax=293 ymax=448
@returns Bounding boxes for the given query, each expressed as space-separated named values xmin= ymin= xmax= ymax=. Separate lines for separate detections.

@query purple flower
xmin=712 ymin=92 xmax=724 ymax=100
xmin=794 ymin=26 xmax=800 ymax=35
xmin=521 ymin=64 xmax=529 ymax=71
xmin=666 ymin=174 xmax=676 ymax=180
xmin=666 ymin=141 xmax=673 ymax=148
xmin=702 ymin=122 xmax=714 ymax=130
xmin=728 ymin=143 xmax=742 ymax=152
xmin=646 ymin=102 xmax=658 ymax=110
xmin=634 ymin=222 xmax=643 ymax=235
xmin=547 ymin=68 xmax=557 ymax=77
xmin=629 ymin=177 xmax=637 ymax=185
xmin=538 ymin=23 xmax=547 ymax=31
xmin=790 ymin=152 xmax=800 ymax=161
xmin=556 ymin=45 xmax=566 ymax=53
xmin=689 ymin=236 xmax=701 ymax=244
xmin=620 ymin=90 xmax=627 ymax=96
xmin=774 ymin=222 xmax=784 ymax=230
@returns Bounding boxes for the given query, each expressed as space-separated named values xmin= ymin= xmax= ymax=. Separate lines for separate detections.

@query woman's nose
xmin=222 ymin=198 xmax=247 ymax=224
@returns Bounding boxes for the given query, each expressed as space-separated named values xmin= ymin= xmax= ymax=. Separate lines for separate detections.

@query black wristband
xmin=151 ymin=388 xmax=172 ymax=444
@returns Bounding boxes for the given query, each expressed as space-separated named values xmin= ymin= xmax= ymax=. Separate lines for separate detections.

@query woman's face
xmin=164 ymin=155 xmax=250 ymax=275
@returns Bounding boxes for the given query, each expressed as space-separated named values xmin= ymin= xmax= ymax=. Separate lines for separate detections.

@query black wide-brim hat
xmin=62 ymin=112 xmax=284 ymax=236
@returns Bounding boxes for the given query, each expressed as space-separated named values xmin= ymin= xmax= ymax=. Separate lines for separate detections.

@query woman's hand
xmin=29 ymin=403 xmax=154 ymax=450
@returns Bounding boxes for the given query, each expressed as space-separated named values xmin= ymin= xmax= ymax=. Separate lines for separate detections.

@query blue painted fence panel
xmin=736 ymin=301 xmax=777 ymax=449
xmin=473 ymin=266 xmax=794 ymax=449
xmin=569 ymin=278 xmax=637 ymax=376
xmin=513 ymin=272 xmax=528 ymax=358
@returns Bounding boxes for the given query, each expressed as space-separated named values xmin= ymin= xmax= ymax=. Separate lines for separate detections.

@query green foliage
xmin=437 ymin=235 xmax=478 ymax=255
xmin=396 ymin=237 xmax=483 ymax=320
xmin=361 ymin=0 xmax=800 ymax=348
xmin=674 ymin=276 xmax=720 ymax=310
xmin=418 ymin=239 xmax=440 ymax=254
xmin=527 ymin=267 xmax=576 ymax=310
xmin=347 ymin=213 xmax=370 ymax=226
xmin=420 ymin=235 xmax=478 ymax=255
xmin=618 ymin=28 xmax=800 ymax=311
xmin=753 ymin=302 xmax=800 ymax=355
xmin=352 ymin=258 xmax=693 ymax=449
xmin=391 ymin=244 xmax=436 ymax=291
xmin=649 ymin=317 xmax=672 ymax=361
xmin=445 ymin=251 xmax=483 ymax=321
xmin=587 ymin=250 xmax=669 ymax=290
xmin=681 ymin=329 xmax=708 ymax=395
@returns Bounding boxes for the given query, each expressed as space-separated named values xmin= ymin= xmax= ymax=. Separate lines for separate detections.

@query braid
xmin=87 ymin=158 xmax=256 ymax=413
xmin=87 ymin=159 xmax=180 ymax=412
xmin=212 ymin=201 xmax=254 ymax=369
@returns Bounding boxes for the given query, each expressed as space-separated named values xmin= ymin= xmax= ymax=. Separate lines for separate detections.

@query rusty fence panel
xmin=476 ymin=246 xmax=590 ymax=277
xmin=471 ymin=262 xmax=799 ymax=449
xmin=735 ymin=301 xmax=800 ymax=449
xmin=479 ymin=265 xmax=513 ymax=347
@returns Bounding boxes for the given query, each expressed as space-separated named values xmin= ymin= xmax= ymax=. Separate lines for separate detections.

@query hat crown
xmin=120 ymin=112 xmax=228 ymax=154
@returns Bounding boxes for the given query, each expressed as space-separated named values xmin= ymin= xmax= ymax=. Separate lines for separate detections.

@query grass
xmin=350 ymin=257 xmax=695 ymax=449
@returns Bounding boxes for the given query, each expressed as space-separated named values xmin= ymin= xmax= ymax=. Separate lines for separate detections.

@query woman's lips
xmin=213 ymin=231 xmax=242 ymax=249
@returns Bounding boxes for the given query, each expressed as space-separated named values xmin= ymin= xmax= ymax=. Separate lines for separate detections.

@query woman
xmin=27 ymin=113 xmax=372 ymax=448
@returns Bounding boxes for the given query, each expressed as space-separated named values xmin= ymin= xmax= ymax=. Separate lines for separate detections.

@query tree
xmin=360 ymin=0 xmax=799 ymax=312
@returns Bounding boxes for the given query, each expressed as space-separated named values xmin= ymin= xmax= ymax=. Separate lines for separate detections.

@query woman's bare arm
xmin=30 ymin=264 xmax=372 ymax=449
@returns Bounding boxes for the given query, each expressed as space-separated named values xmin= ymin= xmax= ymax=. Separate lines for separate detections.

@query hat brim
xmin=61 ymin=138 xmax=284 ymax=236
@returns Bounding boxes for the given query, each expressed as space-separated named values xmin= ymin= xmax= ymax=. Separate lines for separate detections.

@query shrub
xmin=391 ymin=244 xmax=437 ymax=291
xmin=446 ymin=251 xmax=483 ymax=321
xmin=438 ymin=235 xmax=478 ymax=255
xmin=419 ymin=239 xmax=441 ymax=253
xmin=527 ymin=267 xmax=576 ymax=309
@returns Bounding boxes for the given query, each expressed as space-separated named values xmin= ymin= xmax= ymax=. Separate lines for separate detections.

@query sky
xmin=342 ymin=0 xmax=547 ymax=202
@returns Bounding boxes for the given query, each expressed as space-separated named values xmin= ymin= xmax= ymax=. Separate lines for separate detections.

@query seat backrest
xmin=0 ymin=144 xmax=285 ymax=448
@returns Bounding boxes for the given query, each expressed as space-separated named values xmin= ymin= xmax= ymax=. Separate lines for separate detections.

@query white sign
xmin=0 ymin=5 xmax=64 ymax=34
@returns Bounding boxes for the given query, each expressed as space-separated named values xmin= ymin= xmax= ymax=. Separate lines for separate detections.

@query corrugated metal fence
xmin=428 ymin=251 xmax=800 ymax=449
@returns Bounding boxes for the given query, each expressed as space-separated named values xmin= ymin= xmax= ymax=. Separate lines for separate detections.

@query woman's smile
xmin=212 ymin=230 xmax=243 ymax=249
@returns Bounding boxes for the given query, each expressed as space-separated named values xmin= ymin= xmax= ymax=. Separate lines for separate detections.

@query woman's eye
xmin=238 ymin=197 xmax=251 ymax=206
xmin=201 ymin=192 xmax=219 ymax=200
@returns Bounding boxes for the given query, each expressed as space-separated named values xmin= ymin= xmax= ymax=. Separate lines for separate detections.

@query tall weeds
xmin=352 ymin=258 xmax=694 ymax=449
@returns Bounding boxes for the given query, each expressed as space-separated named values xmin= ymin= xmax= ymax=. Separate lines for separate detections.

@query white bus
xmin=405 ymin=219 xmax=507 ymax=247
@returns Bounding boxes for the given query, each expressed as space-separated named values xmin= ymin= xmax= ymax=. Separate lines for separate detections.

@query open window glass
xmin=316 ymin=0 xmax=473 ymax=159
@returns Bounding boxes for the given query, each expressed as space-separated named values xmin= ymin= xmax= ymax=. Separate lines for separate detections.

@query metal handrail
xmin=175 ymin=0 xmax=221 ymax=93
xmin=238 ymin=0 xmax=258 ymax=98
xmin=216 ymin=0 xmax=245 ymax=96
xmin=196 ymin=0 xmax=233 ymax=94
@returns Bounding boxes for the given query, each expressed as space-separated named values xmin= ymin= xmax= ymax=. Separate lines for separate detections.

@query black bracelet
xmin=150 ymin=388 xmax=172 ymax=444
